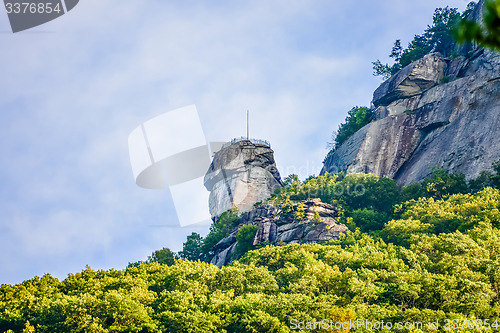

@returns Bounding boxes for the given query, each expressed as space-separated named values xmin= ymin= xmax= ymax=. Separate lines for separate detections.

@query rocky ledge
xmin=322 ymin=1 xmax=500 ymax=186
xmin=322 ymin=47 xmax=500 ymax=185
xmin=210 ymin=198 xmax=348 ymax=267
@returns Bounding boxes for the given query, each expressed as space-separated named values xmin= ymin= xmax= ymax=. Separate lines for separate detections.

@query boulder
xmin=304 ymin=222 xmax=347 ymax=242
xmin=208 ymin=200 xmax=347 ymax=267
xmin=210 ymin=242 xmax=237 ymax=267
xmin=252 ymin=219 xmax=277 ymax=245
xmin=373 ymin=53 xmax=446 ymax=107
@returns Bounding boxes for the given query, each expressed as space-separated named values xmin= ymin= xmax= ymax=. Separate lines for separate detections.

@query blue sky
xmin=0 ymin=0 xmax=471 ymax=284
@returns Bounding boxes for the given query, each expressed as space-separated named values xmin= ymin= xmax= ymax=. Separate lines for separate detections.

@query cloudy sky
xmin=0 ymin=0 xmax=472 ymax=284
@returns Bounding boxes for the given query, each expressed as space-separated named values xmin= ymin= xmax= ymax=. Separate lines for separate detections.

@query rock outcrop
xmin=373 ymin=53 xmax=447 ymax=107
xmin=322 ymin=16 xmax=500 ymax=186
xmin=210 ymin=199 xmax=348 ymax=267
xmin=204 ymin=139 xmax=282 ymax=219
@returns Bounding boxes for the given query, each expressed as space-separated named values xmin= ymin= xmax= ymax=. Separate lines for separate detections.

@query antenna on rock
xmin=246 ymin=109 xmax=249 ymax=140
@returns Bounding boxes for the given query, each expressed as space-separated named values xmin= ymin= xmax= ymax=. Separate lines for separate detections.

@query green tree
xmin=350 ymin=208 xmax=390 ymax=232
xmin=492 ymin=158 xmax=500 ymax=188
xmin=455 ymin=0 xmax=500 ymax=50
xmin=373 ymin=6 xmax=463 ymax=79
xmin=381 ymin=218 xmax=432 ymax=246
xmin=233 ymin=224 xmax=259 ymax=259
xmin=427 ymin=7 xmax=462 ymax=56
xmin=399 ymin=34 xmax=433 ymax=67
xmin=421 ymin=167 xmax=468 ymax=199
xmin=282 ymin=174 xmax=299 ymax=188
xmin=200 ymin=207 xmax=240 ymax=261
xmin=372 ymin=40 xmax=404 ymax=80
xmin=276 ymin=172 xmax=342 ymax=203
xmin=294 ymin=202 xmax=306 ymax=222
xmin=400 ymin=182 xmax=424 ymax=203
xmin=401 ymin=7 xmax=461 ymax=66
xmin=128 ymin=247 xmax=178 ymax=267
xmin=389 ymin=39 xmax=403 ymax=74
xmin=371 ymin=59 xmax=392 ymax=80
xmin=468 ymin=170 xmax=495 ymax=193
xmin=332 ymin=106 xmax=373 ymax=150
xmin=401 ymin=167 xmax=468 ymax=201
xmin=147 ymin=247 xmax=178 ymax=266
xmin=4 ymin=216 xmax=500 ymax=333
xmin=390 ymin=39 xmax=403 ymax=63
xmin=22 ymin=321 xmax=35 ymax=333
xmin=335 ymin=173 xmax=400 ymax=214
xmin=395 ymin=187 xmax=500 ymax=234
xmin=311 ymin=211 xmax=323 ymax=225
xmin=179 ymin=232 xmax=203 ymax=261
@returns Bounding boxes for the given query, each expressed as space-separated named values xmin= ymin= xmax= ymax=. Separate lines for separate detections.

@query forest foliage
xmin=2 ymin=162 xmax=500 ymax=332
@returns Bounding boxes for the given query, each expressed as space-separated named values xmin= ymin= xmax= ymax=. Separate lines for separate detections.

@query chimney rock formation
xmin=204 ymin=139 xmax=282 ymax=219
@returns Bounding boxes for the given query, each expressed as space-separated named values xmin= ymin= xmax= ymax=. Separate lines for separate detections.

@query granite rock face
xmin=204 ymin=140 xmax=282 ymax=219
xmin=373 ymin=53 xmax=446 ymax=107
xmin=322 ymin=46 xmax=500 ymax=186
xmin=210 ymin=199 xmax=348 ymax=267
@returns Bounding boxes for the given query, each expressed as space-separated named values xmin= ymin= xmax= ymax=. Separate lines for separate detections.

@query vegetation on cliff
xmin=2 ymin=161 xmax=500 ymax=332
xmin=326 ymin=106 xmax=374 ymax=152
xmin=328 ymin=0 xmax=500 ymax=181
xmin=372 ymin=5 xmax=472 ymax=80
xmin=373 ymin=0 xmax=500 ymax=80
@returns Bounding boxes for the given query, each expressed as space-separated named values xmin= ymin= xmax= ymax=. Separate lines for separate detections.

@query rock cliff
xmin=204 ymin=139 xmax=282 ymax=219
xmin=322 ymin=39 xmax=500 ymax=185
xmin=210 ymin=199 xmax=348 ymax=267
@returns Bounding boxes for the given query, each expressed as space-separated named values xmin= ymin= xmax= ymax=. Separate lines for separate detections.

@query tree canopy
xmin=2 ymin=160 xmax=500 ymax=332
xmin=3 ymin=192 xmax=500 ymax=332
xmin=372 ymin=6 xmax=465 ymax=79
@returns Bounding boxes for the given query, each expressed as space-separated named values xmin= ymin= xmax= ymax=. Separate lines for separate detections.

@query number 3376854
xmin=5 ymin=2 xmax=62 ymax=14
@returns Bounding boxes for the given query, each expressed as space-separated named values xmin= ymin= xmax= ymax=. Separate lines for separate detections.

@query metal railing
xmin=220 ymin=137 xmax=271 ymax=150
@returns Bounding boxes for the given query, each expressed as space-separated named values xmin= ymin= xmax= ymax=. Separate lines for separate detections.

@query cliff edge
xmin=322 ymin=31 xmax=500 ymax=185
